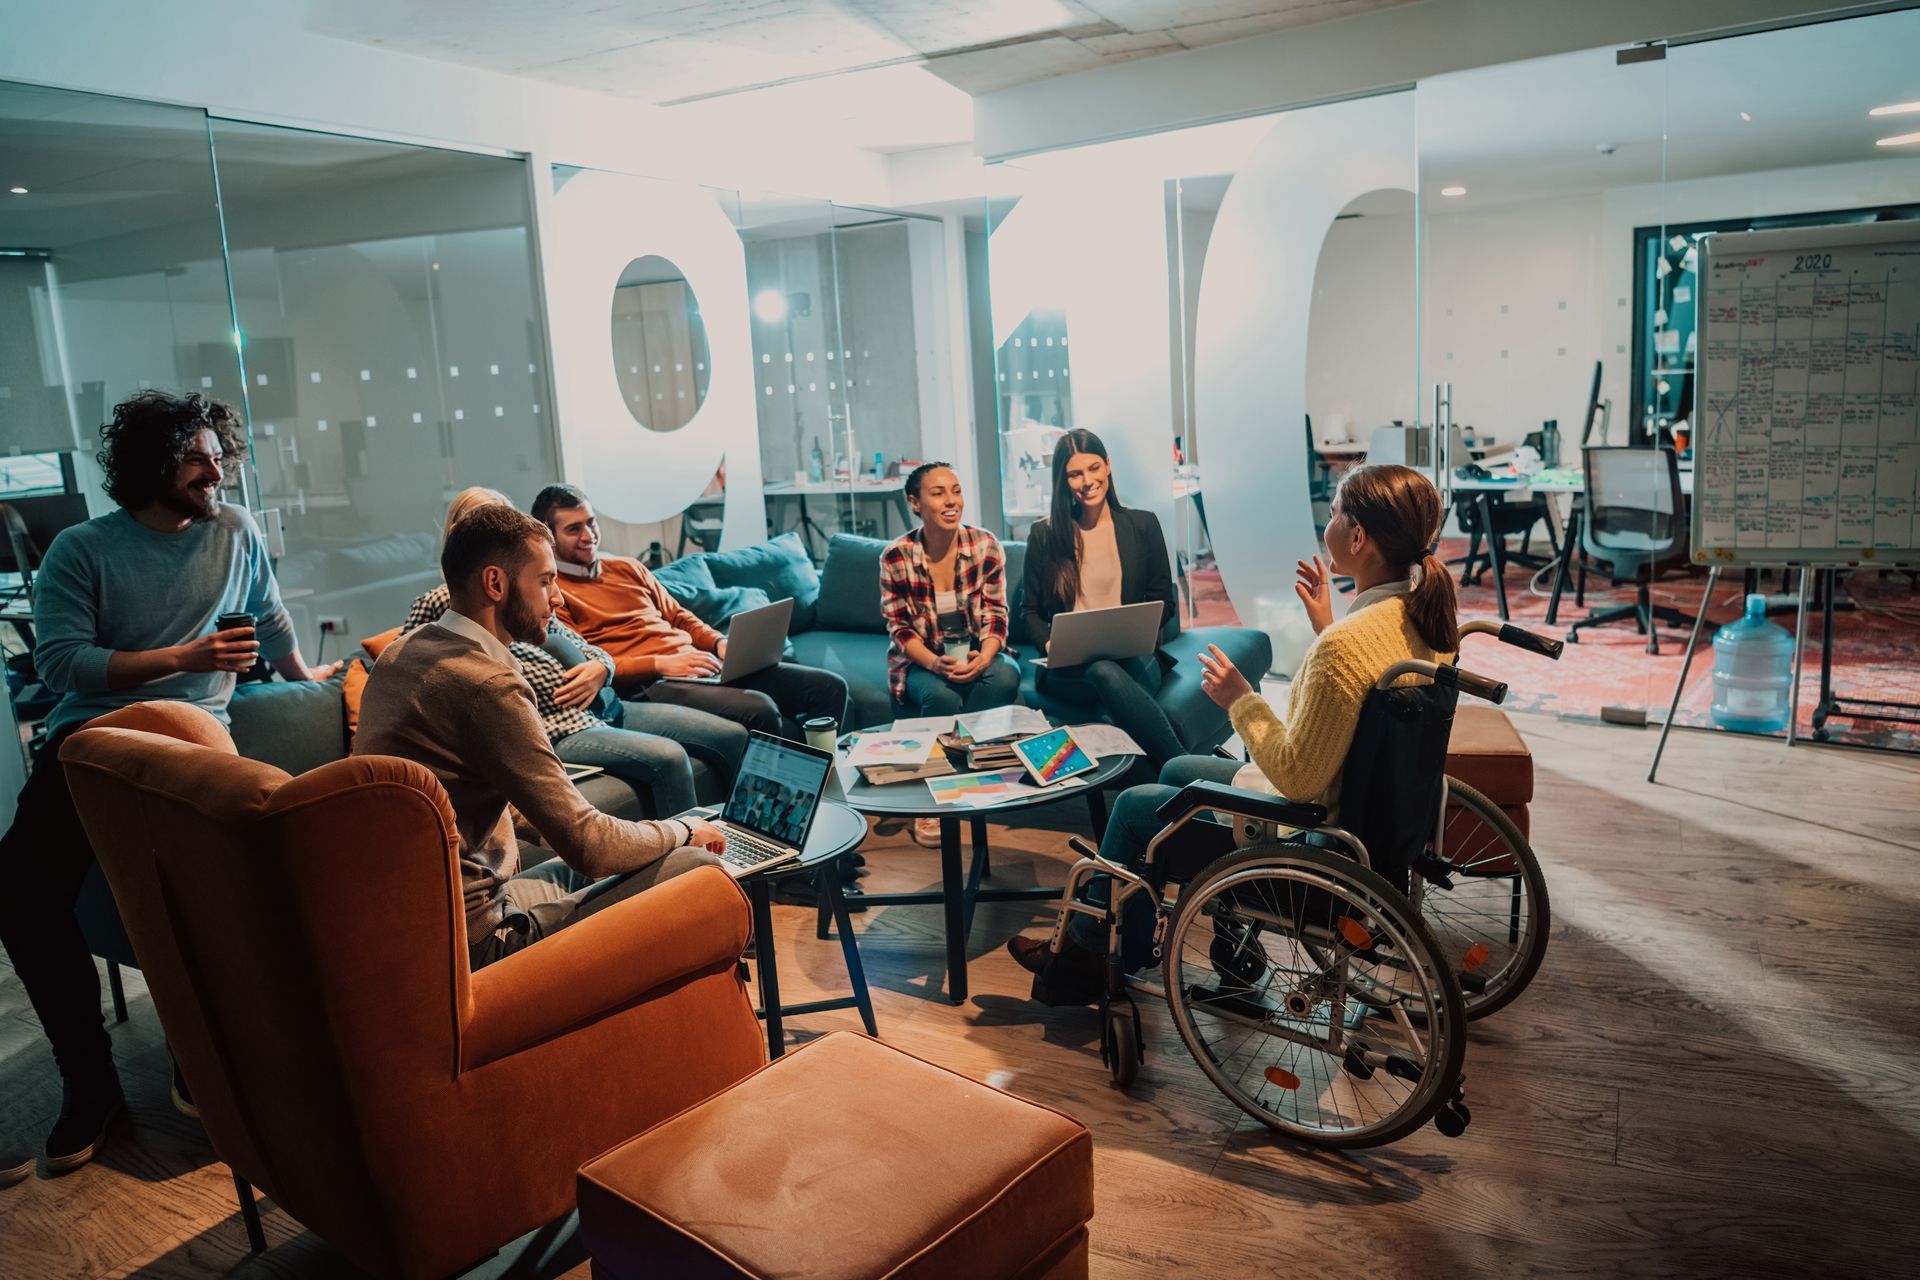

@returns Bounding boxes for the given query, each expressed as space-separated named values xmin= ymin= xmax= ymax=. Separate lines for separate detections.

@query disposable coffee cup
xmin=802 ymin=717 xmax=838 ymax=754
xmin=215 ymin=611 xmax=255 ymax=633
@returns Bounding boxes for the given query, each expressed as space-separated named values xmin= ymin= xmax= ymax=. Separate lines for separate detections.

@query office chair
xmin=1564 ymin=446 xmax=1696 ymax=654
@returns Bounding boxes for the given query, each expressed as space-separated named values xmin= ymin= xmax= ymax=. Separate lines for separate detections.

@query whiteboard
xmin=1692 ymin=221 xmax=1920 ymax=568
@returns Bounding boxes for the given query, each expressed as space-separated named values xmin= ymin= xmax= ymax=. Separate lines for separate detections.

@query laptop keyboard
xmin=721 ymin=828 xmax=794 ymax=873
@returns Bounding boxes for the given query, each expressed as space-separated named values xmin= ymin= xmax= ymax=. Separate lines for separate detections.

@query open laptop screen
xmin=723 ymin=732 xmax=832 ymax=847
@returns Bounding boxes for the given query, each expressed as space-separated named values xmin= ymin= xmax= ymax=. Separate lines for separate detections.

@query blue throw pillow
xmin=702 ymin=532 xmax=820 ymax=632
xmin=651 ymin=554 xmax=714 ymax=598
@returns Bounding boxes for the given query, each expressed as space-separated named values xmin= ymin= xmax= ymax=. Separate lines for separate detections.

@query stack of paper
xmin=845 ymin=717 xmax=957 ymax=785
xmin=954 ymin=705 xmax=1050 ymax=743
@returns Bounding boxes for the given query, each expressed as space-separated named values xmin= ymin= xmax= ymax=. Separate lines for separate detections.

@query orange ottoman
xmin=1446 ymin=703 xmax=1533 ymax=841
xmin=577 ymin=1032 xmax=1094 ymax=1280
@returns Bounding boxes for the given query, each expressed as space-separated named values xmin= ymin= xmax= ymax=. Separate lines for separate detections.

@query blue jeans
xmin=615 ymin=698 xmax=751 ymax=791
xmin=1037 ymin=654 xmax=1185 ymax=771
xmin=899 ymin=655 xmax=1022 ymax=716
xmin=1068 ymin=755 xmax=1244 ymax=967
xmin=555 ymin=725 xmax=698 ymax=818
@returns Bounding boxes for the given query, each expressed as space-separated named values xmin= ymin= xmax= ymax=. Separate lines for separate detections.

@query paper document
xmin=954 ymin=704 xmax=1050 ymax=742
xmin=1068 ymin=724 xmax=1145 ymax=759
xmin=889 ymin=715 xmax=956 ymax=737
xmin=844 ymin=731 xmax=942 ymax=768
xmin=926 ymin=769 xmax=1089 ymax=808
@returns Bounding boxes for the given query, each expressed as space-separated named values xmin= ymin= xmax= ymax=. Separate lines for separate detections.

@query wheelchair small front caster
xmin=1101 ymin=997 xmax=1144 ymax=1088
xmin=1434 ymin=1101 xmax=1471 ymax=1138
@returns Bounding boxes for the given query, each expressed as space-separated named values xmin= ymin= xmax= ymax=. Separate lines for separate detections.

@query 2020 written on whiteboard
xmin=1696 ymin=221 xmax=1919 ymax=568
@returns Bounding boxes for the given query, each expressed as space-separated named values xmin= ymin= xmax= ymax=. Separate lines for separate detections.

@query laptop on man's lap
xmin=658 ymin=597 xmax=792 ymax=685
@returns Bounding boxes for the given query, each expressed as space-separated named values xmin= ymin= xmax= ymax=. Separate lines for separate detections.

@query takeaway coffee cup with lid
xmin=215 ymin=611 xmax=255 ymax=634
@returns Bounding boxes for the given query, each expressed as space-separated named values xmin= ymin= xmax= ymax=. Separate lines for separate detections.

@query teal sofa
xmin=659 ymin=531 xmax=1273 ymax=748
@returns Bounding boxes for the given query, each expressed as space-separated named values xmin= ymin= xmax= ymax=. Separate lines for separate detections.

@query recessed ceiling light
xmin=1869 ymin=101 xmax=1920 ymax=116
xmin=8 ymin=187 xmax=25 ymax=195
xmin=1876 ymin=131 xmax=1920 ymax=147
xmin=1738 ymin=111 xmax=1751 ymax=122
xmin=1441 ymin=186 xmax=1466 ymax=197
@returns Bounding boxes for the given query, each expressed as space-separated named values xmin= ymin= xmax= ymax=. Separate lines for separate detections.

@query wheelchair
xmin=1042 ymin=622 xmax=1560 ymax=1148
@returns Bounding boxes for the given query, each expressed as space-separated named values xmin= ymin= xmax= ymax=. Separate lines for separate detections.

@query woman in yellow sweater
xmin=1009 ymin=463 xmax=1459 ymax=994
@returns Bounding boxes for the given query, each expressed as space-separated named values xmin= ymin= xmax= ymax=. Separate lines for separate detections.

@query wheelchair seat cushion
xmin=1445 ymin=704 xmax=1532 ymax=805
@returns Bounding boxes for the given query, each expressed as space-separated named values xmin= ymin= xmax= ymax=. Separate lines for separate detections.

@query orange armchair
xmin=60 ymin=702 xmax=766 ymax=1280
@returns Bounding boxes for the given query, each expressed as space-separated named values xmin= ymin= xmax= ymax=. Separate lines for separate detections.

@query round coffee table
xmin=738 ymin=798 xmax=873 ymax=1057
xmin=830 ymin=727 xmax=1133 ymax=1005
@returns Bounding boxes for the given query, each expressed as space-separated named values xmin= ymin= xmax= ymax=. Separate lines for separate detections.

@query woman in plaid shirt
xmin=880 ymin=463 xmax=1021 ymax=717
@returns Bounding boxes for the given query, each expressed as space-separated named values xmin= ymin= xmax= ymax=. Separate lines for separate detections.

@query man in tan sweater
xmin=355 ymin=503 xmax=728 ymax=968
xmin=533 ymin=484 xmax=847 ymax=742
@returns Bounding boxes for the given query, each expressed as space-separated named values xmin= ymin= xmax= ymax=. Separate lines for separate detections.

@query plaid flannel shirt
xmin=878 ymin=524 xmax=1010 ymax=704
xmin=400 ymin=585 xmax=617 ymax=743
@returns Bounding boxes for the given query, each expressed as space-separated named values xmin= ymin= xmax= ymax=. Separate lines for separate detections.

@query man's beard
xmin=502 ymin=584 xmax=550 ymax=646
xmin=160 ymin=482 xmax=220 ymax=523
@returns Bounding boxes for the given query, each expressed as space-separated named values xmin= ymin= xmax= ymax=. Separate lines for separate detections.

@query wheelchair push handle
xmin=1434 ymin=663 xmax=1509 ymax=705
xmin=1460 ymin=619 xmax=1564 ymax=660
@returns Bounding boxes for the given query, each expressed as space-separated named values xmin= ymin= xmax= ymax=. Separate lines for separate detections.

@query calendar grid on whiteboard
xmin=1693 ymin=221 xmax=1919 ymax=568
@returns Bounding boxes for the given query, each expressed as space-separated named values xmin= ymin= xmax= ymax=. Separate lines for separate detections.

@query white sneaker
xmin=912 ymin=817 xmax=942 ymax=847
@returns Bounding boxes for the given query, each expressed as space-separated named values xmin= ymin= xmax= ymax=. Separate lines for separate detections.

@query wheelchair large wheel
xmin=1410 ymin=778 xmax=1551 ymax=1020
xmin=1163 ymin=844 xmax=1467 ymax=1149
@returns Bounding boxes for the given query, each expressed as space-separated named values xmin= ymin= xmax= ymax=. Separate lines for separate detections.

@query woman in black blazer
xmin=1020 ymin=429 xmax=1184 ymax=768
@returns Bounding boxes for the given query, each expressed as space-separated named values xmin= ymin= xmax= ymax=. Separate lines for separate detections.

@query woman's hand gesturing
xmin=1294 ymin=555 xmax=1334 ymax=635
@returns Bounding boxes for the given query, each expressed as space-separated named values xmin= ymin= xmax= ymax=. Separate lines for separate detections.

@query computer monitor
xmin=0 ymin=492 xmax=91 ymax=578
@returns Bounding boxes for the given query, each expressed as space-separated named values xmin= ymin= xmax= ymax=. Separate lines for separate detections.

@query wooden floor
xmin=4 ymin=714 xmax=1919 ymax=1278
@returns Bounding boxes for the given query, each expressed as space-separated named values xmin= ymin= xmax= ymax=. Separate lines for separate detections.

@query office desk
xmin=1449 ymin=468 xmax=1694 ymax=623
xmin=764 ymin=477 xmax=910 ymax=557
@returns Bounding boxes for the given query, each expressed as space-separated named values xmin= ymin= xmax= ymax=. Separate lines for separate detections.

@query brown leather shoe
xmin=1007 ymin=934 xmax=1054 ymax=975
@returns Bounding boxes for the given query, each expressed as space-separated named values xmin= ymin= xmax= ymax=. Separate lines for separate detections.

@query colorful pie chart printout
xmin=1013 ymin=727 xmax=1098 ymax=787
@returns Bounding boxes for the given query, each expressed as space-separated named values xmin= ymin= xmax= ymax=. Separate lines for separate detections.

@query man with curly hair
xmin=0 ymin=390 xmax=336 ymax=1176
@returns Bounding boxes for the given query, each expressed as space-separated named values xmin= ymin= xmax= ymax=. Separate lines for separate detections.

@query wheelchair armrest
xmin=1152 ymin=780 xmax=1328 ymax=830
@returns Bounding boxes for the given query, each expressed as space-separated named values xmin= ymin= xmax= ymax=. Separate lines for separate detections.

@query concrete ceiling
xmin=1416 ymin=10 xmax=1920 ymax=211
xmin=303 ymin=0 xmax=1413 ymax=151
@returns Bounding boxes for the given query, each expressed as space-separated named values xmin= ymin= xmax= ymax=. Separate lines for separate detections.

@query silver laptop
xmin=1034 ymin=601 xmax=1163 ymax=668
xmin=659 ymin=596 xmax=793 ymax=685
xmin=681 ymin=731 xmax=833 ymax=879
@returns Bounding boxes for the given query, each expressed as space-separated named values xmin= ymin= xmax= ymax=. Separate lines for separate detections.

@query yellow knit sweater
xmin=1228 ymin=593 xmax=1452 ymax=822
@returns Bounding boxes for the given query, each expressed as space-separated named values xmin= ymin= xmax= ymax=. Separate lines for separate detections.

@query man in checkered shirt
xmin=402 ymin=583 xmax=747 ymax=815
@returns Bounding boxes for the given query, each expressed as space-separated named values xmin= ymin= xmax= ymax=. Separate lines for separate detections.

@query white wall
xmin=1305 ymin=210 xmax=1419 ymax=446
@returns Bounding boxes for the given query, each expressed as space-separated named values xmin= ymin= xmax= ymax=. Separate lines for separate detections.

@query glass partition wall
xmin=214 ymin=121 xmax=555 ymax=652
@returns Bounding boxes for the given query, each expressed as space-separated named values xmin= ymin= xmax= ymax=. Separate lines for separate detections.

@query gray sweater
xmin=353 ymin=620 xmax=688 ymax=943
xmin=33 ymin=504 xmax=295 ymax=737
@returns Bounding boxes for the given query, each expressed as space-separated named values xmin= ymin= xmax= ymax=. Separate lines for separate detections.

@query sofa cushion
xmin=229 ymin=676 xmax=350 ymax=775
xmin=813 ymin=533 xmax=889 ymax=635
xmin=1002 ymin=539 xmax=1028 ymax=646
xmin=788 ymin=629 xmax=893 ymax=729
xmin=701 ymin=532 xmax=819 ymax=633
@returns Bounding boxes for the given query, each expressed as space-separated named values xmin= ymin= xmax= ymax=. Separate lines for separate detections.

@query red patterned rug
xmin=1187 ymin=546 xmax=1920 ymax=753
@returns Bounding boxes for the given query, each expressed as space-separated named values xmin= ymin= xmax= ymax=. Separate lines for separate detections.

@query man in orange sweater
xmin=533 ymin=484 xmax=847 ymax=743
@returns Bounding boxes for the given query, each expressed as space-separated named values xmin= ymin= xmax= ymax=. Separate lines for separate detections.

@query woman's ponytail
xmin=1409 ymin=553 xmax=1461 ymax=653
xmin=1337 ymin=464 xmax=1461 ymax=654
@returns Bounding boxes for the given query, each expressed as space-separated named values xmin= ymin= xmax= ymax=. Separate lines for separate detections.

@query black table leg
xmin=749 ymin=878 xmax=784 ymax=1058
xmin=1546 ymin=507 xmax=1581 ymax=626
xmin=940 ymin=816 xmax=968 ymax=1005
xmin=824 ymin=866 xmax=878 ymax=1036
xmin=962 ymin=817 xmax=990 ymax=938
xmin=1086 ymin=787 xmax=1109 ymax=841
xmin=1477 ymin=493 xmax=1509 ymax=621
